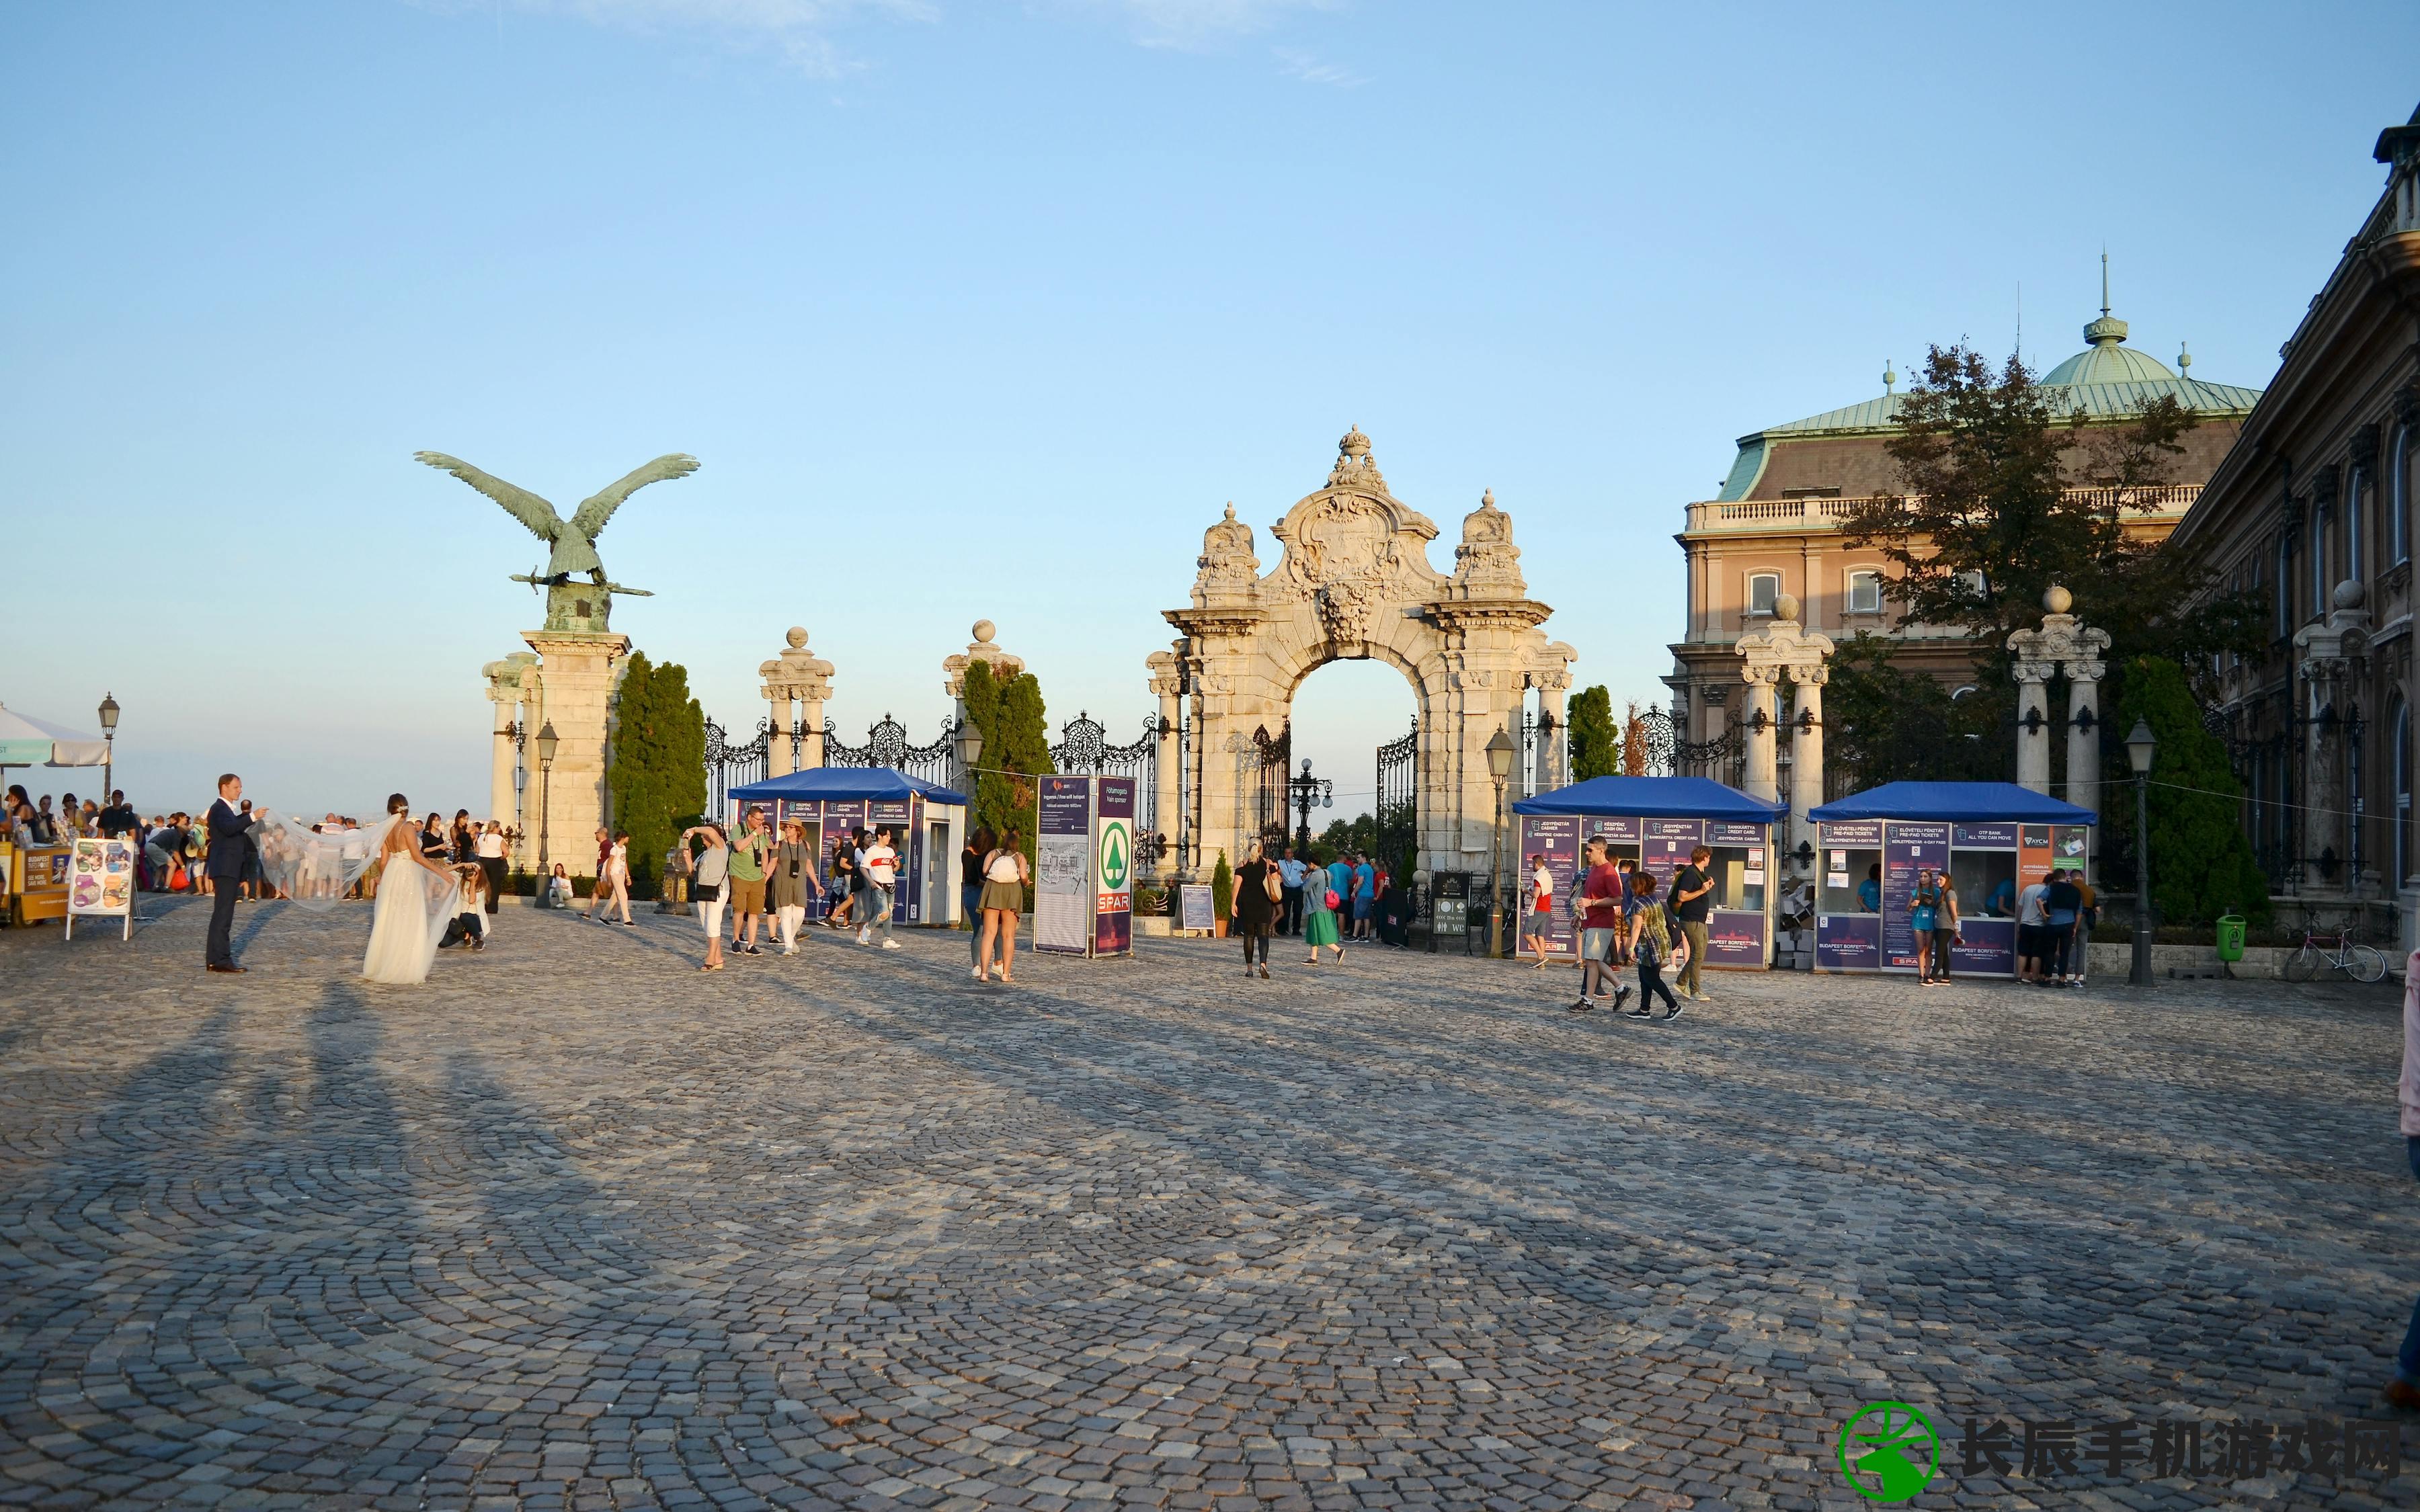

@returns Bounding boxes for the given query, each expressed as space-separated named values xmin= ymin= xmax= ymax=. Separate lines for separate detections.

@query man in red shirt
xmin=1571 ymin=837 xmax=1633 ymax=1014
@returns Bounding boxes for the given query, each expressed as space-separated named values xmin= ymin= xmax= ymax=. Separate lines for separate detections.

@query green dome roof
xmin=2039 ymin=312 xmax=2177 ymax=385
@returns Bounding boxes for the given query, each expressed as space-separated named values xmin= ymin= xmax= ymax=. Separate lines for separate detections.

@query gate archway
xmin=1151 ymin=427 xmax=1574 ymax=884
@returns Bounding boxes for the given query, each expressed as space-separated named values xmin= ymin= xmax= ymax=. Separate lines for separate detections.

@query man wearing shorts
xmin=727 ymin=806 xmax=772 ymax=956
xmin=1570 ymin=839 xmax=1633 ymax=1014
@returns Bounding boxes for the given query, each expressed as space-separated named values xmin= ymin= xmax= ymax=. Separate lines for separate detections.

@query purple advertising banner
xmin=1706 ymin=821 xmax=1769 ymax=847
xmin=1818 ymin=912 xmax=1882 ymax=970
xmin=1094 ymin=778 xmax=1135 ymax=956
xmin=1950 ymin=917 xmax=2017 ymax=975
xmin=1882 ymin=821 xmax=1951 ymax=970
xmin=1518 ymin=815 xmax=1582 ymax=956
xmin=1037 ymin=778 xmax=1090 ymax=836
xmin=1036 ymin=777 xmax=1094 ymax=956
xmin=1952 ymin=823 xmax=2020 ymax=849
xmin=1821 ymin=821 xmax=1885 ymax=849
xmin=1584 ymin=816 xmax=1642 ymax=845
xmin=1706 ymin=909 xmax=1767 ymax=966
xmin=1642 ymin=818 xmax=1703 ymax=886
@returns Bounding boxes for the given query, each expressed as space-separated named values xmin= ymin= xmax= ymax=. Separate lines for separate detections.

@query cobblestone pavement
xmin=3 ymin=898 xmax=2416 ymax=1511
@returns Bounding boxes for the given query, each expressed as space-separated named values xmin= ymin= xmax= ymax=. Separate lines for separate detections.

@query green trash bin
xmin=2216 ymin=914 xmax=2247 ymax=963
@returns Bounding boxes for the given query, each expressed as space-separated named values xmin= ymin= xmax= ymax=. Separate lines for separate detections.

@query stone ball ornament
xmin=1771 ymin=592 xmax=1801 ymax=624
xmin=785 ymin=626 xmax=809 ymax=649
xmin=972 ymin=620 xmax=997 ymax=643
xmin=2043 ymin=585 xmax=2073 ymax=615
xmin=2333 ymin=579 xmax=2366 ymax=611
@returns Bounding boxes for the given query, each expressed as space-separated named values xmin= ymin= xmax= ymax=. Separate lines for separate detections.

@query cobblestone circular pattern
xmin=2 ymin=899 xmax=2415 ymax=1510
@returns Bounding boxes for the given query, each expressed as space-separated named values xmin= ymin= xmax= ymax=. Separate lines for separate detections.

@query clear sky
xmin=5 ymin=1 xmax=2415 ymax=821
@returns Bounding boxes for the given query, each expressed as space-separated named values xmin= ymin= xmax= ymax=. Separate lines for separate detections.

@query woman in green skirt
xmin=1301 ymin=872 xmax=1345 ymax=965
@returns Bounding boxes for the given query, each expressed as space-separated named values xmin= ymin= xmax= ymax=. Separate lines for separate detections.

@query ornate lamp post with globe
xmin=97 ymin=693 xmax=120 ymax=800
xmin=534 ymin=721 xmax=559 ymax=902
xmin=2126 ymin=717 xmax=2157 ymax=986
xmin=1288 ymin=759 xmax=1332 ymax=853
xmin=1486 ymin=726 xmax=1517 ymax=959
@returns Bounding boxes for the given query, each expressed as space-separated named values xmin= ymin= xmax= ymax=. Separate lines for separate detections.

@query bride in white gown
xmin=362 ymin=792 xmax=467 ymax=984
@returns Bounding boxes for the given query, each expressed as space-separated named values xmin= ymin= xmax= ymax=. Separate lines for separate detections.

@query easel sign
xmin=65 ymin=835 xmax=135 ymax=940
xmin=1176 ymin=884 xmax=1215 ymax=935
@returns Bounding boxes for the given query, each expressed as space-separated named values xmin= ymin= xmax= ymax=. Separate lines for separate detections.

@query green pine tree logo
xmin=1836 ymin=1401 xmax=1940 ymax=1503
xmin=1100 ymin=822 xmax=1130 ymax=891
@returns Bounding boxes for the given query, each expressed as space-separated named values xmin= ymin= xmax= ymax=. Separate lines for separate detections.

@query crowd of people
xmin=666 ymin=806 xmax=942 ymax=975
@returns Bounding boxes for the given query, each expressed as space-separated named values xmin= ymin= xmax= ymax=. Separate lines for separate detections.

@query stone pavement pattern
xmin=1 ymin=899 xmax=2415 ymax=1511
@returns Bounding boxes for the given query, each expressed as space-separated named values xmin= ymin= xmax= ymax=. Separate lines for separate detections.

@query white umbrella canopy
xmin=0 ymin=703 xmax=109 ymax=767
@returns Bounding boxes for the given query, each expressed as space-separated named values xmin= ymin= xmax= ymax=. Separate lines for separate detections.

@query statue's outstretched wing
xmin=414 ymin=451 xmax=561 ymax=542
xmin=570 ymin=454 xmax=699 ymax=542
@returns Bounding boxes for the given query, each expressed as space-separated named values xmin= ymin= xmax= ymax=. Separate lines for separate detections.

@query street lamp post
xmin=96 ymin=693 xmax=120 ymax=801
xmin=954 ymin=720 xmax=985 ymax=929
xmin=1287 ymin=759 xmax=1333 ymax=853
xmin=1486 ymin=726 xmax=1516 ymax=959
xmin=2126 ymin=716 xmax=2157 ymax=986
xmin=534 ymin=721 xmax=559 ymax=904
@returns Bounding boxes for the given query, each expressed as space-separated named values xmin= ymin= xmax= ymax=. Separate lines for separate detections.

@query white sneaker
xmin=855 ymin=931 xmax=869 ymax=945
xmin=881 ymin=939 xmax=899 ymax=950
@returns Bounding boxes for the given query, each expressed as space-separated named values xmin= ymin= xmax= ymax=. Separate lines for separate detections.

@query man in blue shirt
xmin=1351 ymin=855 xmax=1377 ymax=939
xmin=1856 ymin=864 xmax=1882 ymax=913
xmin=1327 ymin=855 xmax=1352 ymax=917
xmin=1277 ymin=847 xmax=1308 ymax=935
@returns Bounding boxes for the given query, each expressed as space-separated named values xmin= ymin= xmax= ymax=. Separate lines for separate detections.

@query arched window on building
xmin=2395 ymin=426 xmax=2413 ymax=567
xmin=2397 ymin=700 xmax=2414 ymax=888
xmin=2276 ymin=535 xmax=2294 ymax=636
xmin=1846 ymin=570 xmax=1882 ymax=615
xmin=2310 ymin=499 xmax=2329 ymax=612
xmin=1746 ymin=572 xmax=1779 ymax=618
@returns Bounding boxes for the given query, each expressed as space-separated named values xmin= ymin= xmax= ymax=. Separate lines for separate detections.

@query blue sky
xmin=5 ymin=1 xmax=2416 ymax=818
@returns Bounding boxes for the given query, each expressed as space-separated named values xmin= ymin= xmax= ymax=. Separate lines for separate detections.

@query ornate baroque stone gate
xmin=1153 ymin=428 xmax=1574 ymax=882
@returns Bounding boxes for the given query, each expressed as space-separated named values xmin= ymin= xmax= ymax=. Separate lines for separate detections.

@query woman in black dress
xmin=1232 ymin=841 xmax=1277 ymax=979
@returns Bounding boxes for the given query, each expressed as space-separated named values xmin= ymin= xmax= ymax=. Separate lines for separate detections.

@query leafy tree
xmin=961 ymin=659 xmax=1055 ymax=896
xmin=1836 ymin=343 xmax=2266 ymax=703
xmin=606 ymin=651 xmax=706 ymax=895
xmin=1568 ymin=685 xmax=1619 ymax=782
xmin=2109 ymin=655 xmax=2270 ymax=927
xmin=1823 ymin=634 xmax=2005 ymax=791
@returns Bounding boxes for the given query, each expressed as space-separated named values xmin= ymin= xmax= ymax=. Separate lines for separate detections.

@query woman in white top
xmin=473 ymin=821 xmax=508 ymax=917
xmin=593 ymin=829 xmax=635 ymax=927
xmin=975 ymin=828 xmax=1031 ymax=984
xmin=1521 ymin=853 xmax=1554 ymax=969
xmin=680 ymin=823 xmax=731 ymax=970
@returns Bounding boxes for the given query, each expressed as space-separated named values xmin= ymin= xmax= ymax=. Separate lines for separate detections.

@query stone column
xmin=487 ymin=682 xmax=518 ymax=826
xmin=1740 ymin=667 xmax=1780 ymax=802
xmin=1536 ymin=674 xmax=1570 ymax=790
xmin=1788 ymin=665 xmax=1828 ymax=862
xmin=1147 ymin=650 xmax=1183 ymax=882
xmin=2064 ymin=657 xmax=2107 ymax=819
xmin=2013 ymin=662 xmax=2054 ymax=794
xmin=2306 ymin=657 xmax=2348 ymax=880
xmin=522 ymin=628 xmax=630 ymax=880
xmin=759 ymin=628 xmax=836 ymax=775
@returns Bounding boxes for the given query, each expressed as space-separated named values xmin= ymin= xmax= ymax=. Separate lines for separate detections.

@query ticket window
xmin=1821 ymin=849 xmax=1883 ymax=915
xmin=1707 ymin=847 xmax=1766 ymax=914
xmin=1947 ymin=850 xmax=2016 ymax=919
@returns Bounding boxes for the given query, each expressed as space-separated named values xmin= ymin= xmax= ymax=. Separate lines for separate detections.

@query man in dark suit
xmin=204 ymin=773 xmax=249 ymax=973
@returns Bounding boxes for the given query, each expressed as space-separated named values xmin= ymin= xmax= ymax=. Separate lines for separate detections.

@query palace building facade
xmin=1666 ymin=282 xmax=2263 ymax=781
xmin=2172 ymin=101 xmax=2420 ymax=941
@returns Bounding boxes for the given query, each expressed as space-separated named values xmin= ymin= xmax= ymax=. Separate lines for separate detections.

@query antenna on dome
xmin=2015 ymin=280 xmax=2022 ymax=362
xmin=2101 ymin=247 xmax=2111 ymax=319
xmin=1883 ymin=360 xmax=1897 ymax=395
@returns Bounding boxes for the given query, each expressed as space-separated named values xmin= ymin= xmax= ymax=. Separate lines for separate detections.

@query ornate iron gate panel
xmin=1051 ymin=712 xmax=1162 ymax=870
xmin=1376 ymin=718 xmax=1418 ymax=871
xmin=1251 ymin=723 xmax=1291 ymax=848
xmin=703 ymin=716 xmax=770 ymax=815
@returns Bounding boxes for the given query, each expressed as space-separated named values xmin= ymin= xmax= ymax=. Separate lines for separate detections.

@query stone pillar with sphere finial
xmin=2007 ymin=586 xmax=2111 ymax=807
xmin=1736 ymin=592 xmax=1832 ymax=870
xmin=2293 ymin=579 xmax=2374 ymax=890
xmin=758 ymin=628 xmax=836 ymax=775
xmin=943 ymin=620 xmax=1028 ymax=775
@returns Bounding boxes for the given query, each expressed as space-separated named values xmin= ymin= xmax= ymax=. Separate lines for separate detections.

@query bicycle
xmin=2280 ymin=925 xmax=2388 ymax=984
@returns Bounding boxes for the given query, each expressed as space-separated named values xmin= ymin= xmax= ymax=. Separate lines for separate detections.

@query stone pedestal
xmin=758 ymin=627 xmax=836 ymax=775
xmin=1740 ymin=670 xmax=1780 ymax=803
xmin=2013 ymin=663 xmax=2054 ymax=794
xmin=524 ymin=629 xmax=630 ymax=880
xmin=1788 ymin=665 xmax=1827 ymax=860
xmin=2063 ymin=659 xmax=2107 ymax=819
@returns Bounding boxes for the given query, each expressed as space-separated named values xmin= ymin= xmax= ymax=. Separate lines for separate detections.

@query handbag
xmin=1324 ymin=889 xmax=1341 ymax=911
xmin=169 ymin=864 xmax=190 ymax=893
xmin=1262 ymin=866 xmax=1282 ymax=903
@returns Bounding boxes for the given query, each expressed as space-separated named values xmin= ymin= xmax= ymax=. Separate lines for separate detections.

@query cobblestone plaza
xmin=3 ymin=904 xmax=2416 ymax=1510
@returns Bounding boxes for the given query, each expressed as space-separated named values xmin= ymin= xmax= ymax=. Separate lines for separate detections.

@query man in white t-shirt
xmin=858 ymin=828 xmax=901 ymax=949
xmin=2015 ymin=875 xmax=2050 ymax=983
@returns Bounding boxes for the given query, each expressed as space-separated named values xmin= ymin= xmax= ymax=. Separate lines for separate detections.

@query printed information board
xmin=1177 ymin=883 xmax=1215 ymax=933
xmin=1516 ymin=814 xmax=1580 ymax=956
xmin=1035 ymin=777 xmax=1094 ymax=955
xmin=66 ymin=835 xmax=136 ymax=939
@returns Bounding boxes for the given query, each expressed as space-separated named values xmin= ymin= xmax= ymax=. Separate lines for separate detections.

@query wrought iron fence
xmin=702 ymin=716 xmax=770 ymax=815
xmin=1631 ymin=703 xmax=1740 ymax=784
xmin=1376 ymin=717 xmax=1418 ymax=873
xmin=1250 ymin=723 xmax=1291 ymax=849
xmin=1051 ymin=712 xmax=1164 ymax=869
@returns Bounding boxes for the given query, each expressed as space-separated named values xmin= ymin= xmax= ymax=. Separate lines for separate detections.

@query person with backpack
xmin=976 ymin=829 xmax=1029 ymax=984
xmin=1625 ymin=870 xmax=1687 ymax=1021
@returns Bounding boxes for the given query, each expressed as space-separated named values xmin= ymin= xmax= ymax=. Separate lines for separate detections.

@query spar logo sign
xmin=1098 ymin=816 xmax=1132 ymax=893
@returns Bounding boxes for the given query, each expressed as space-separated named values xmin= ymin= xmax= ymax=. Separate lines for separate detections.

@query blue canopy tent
xmin=1806 ymin=782 xmax=2097 ymax=974
xmin=1508 ymin=775 xmax=1786 ymax=967
xmin=725 ymin=768 xmax=971 ymax=929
